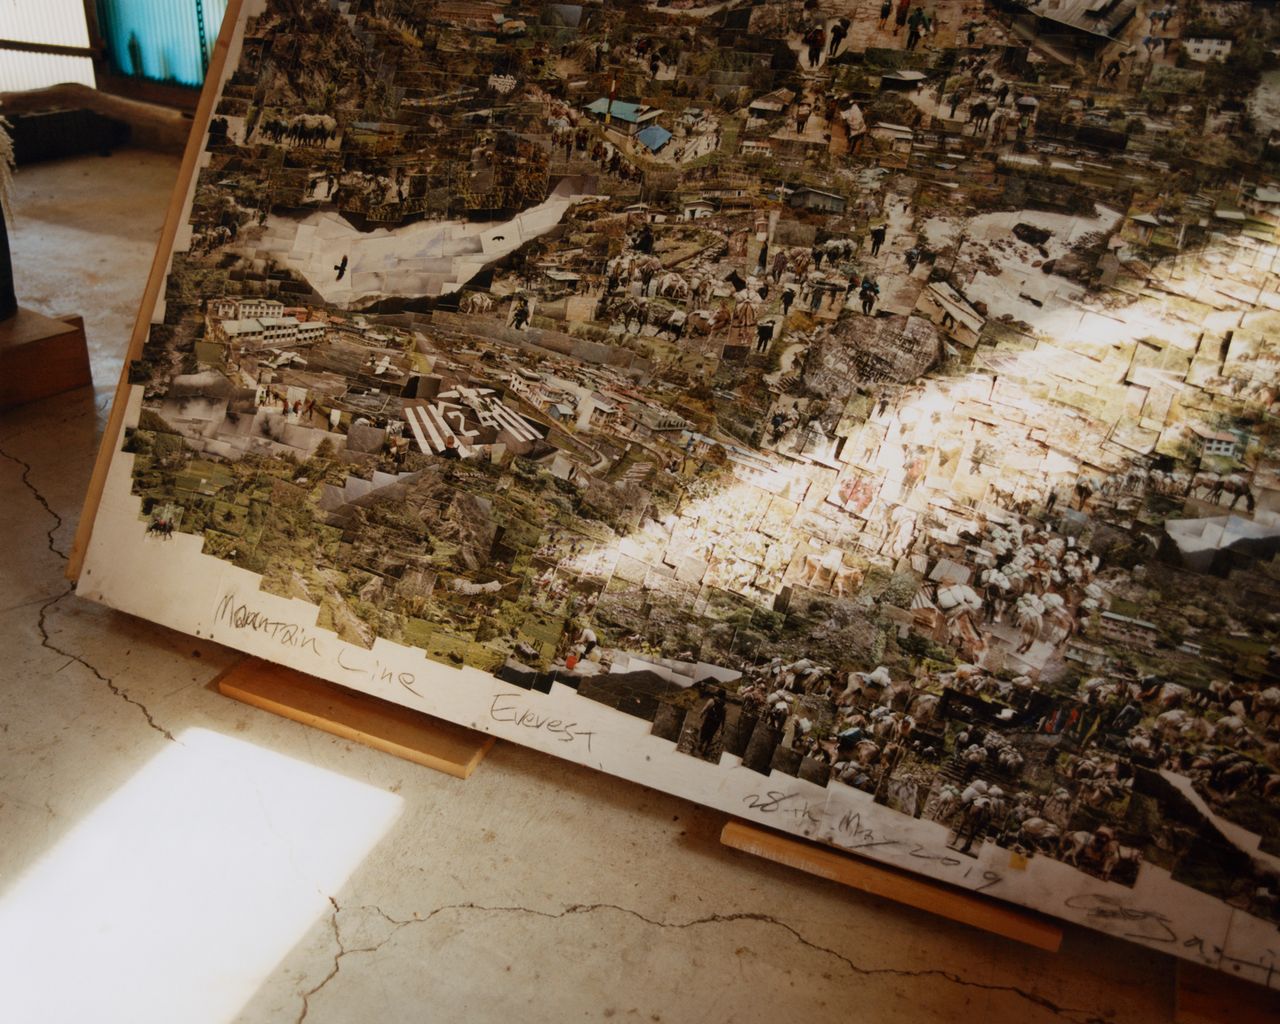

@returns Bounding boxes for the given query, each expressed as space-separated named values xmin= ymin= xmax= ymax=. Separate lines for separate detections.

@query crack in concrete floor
xmin=36 ymin=585 xmax=176 ymax=742
xmin=296 ymin=898 xmax=1106 ymax=1024
xmin=0 ymin=445 xmax=67 ymax=559
xmin=2 ymin=439 xmax=174 ymax=740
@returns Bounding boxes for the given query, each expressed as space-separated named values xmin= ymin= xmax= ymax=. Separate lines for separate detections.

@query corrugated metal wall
xmin=0 ymin=0 xmax=97 ymax=90
xmin=96 ymin=0 xmax=228 ymax=87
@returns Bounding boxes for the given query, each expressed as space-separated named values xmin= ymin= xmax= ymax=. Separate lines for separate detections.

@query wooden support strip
xmin=721 ymin=819 xmax=1063 ymax=952
xmin=66 ymin=0 xmax=247 ymax=582
xmin=1176 ymin=960 xmax=1280 ymax=1023
xmin=0 ymin=38 xmax=100 ymax=59
xmin=214 ymin=658 xmax=494 ymax=780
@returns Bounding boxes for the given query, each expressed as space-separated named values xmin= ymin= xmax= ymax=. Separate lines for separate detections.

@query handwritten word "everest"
xmin=489 ymin=693 xmax=596 ymax=751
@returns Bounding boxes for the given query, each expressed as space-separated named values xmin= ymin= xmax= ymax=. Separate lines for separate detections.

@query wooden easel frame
xmin=67 ymin=0 xmax=247 ymax=583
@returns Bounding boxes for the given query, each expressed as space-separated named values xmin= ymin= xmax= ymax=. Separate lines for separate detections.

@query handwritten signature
xmin=742 ymin=792 xmax=1002 ymax=892
xmin=1064 ymin=893 xmax=1181 ymax=943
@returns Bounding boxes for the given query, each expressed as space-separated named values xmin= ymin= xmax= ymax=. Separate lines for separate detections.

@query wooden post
xmin=721 ymin=819 xmax=1063 ymax=952
xmin=214 ymin=658 xmax=494 ymax=779
xmin=67 ymin=0 xmax=247 ymax=581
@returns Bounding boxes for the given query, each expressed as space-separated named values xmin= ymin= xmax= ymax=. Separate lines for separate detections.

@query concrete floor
xmin=0 ymin=150 xmax=1177 ymax=1023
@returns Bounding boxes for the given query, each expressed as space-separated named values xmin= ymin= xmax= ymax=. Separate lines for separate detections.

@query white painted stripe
xmin=405 ymin=403 xmax=480 ymax=458
xmin=421 ymin=405 xmax=450 ymax=450
xmin=489 ymin=402 xmax=541 ymax=441
xmin=487 ymin=404 xmax=525 ymax=439
xmin=508 ymin=413 xmax=542 ymax=441
xmin=404 ymin=405 xmax=435 ymax=455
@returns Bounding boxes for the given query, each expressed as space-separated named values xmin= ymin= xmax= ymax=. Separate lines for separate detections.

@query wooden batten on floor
xmin=1176 ymin=960 xmax=1280 ymax=1024
xmin=721 ymin=819 xmax=1063 ymax=952
xmin=214 ymin=658 xmax=494 ymax=779
xmin=0 ymin=309 xmax=91 ymax=408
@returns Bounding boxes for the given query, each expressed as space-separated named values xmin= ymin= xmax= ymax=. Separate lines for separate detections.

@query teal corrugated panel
xmin=96 ymin=0 xmax=228 ymax=87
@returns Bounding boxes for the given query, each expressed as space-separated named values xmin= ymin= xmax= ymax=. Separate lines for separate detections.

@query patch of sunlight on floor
xmin=0 ymin=728 xmax=402 ymax=1023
